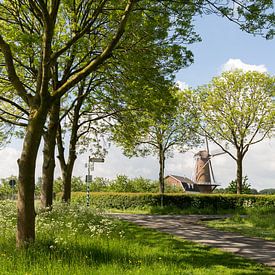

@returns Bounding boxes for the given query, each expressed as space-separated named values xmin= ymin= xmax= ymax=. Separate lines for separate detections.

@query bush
xmin=0 ymin=176 xmax=17 ymax=199
xmin=88 ymin=175 xmax=176 ymax=193
xmin=106 ymin=175 xmax=159 ymax=193
xmin=66 ymin=192 xmax=275 ymax=212
xmin=225 ymin=176 xmax=254 ymax=194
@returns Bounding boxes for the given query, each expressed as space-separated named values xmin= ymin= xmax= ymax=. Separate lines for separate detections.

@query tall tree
xmin=194 ymin=70 xmax=275 ymax=194
xmin=56 ymin=78 xmax=111 ymax=203
xmin=113 ymin=86 xmax=200 ymax=193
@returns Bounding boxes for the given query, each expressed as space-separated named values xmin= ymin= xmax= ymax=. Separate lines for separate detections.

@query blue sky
xmin=0 ymin=13 xmax=274 ymax=190
xmin=177 ymin=13 xmax=275 ymax=87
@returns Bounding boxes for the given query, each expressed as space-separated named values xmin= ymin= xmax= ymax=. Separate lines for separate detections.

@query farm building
xmin=165 ymin=175 xmax=219 ymax=193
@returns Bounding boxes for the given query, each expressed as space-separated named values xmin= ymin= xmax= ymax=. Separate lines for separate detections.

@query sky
xmin=0 ymin=13 xmax=274 ymax=191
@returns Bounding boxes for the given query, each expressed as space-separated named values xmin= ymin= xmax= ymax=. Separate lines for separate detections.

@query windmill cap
xmin=194 ymin=150 xmax=209 ymax=158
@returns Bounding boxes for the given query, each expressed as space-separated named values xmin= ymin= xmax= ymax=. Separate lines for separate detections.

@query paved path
xmin=111 ymin=214 xmax=275 ymax=268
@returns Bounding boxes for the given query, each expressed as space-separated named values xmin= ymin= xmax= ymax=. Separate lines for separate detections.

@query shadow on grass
xmin=0 ymin=222 xmax=271 ymax=274
xmin=148 ymin=205 xmax=245 ymax=215
xmin=120 ymin=222 xmax=267 ymax=270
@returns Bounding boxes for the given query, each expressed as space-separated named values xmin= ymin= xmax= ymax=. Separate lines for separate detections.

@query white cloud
xmin=222 ymin=58 xmax=267 ymax=73
xmin=176 ymin=80 xmax=189 ymax=90
xmin=1 ymin=139 xmax=274 ymax=191
xmin=73 ymin=145 xmax=158 ymax=180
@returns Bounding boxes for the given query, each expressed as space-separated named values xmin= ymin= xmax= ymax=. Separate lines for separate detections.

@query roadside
xmin=111 ymin=213 xmax=275 ymax=268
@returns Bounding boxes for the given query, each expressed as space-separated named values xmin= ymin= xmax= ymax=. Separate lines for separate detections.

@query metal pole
xmin=86 ymin=156 xmax=91 ymax=207
xmin=86 ymin=156 xmax=103 ymax=207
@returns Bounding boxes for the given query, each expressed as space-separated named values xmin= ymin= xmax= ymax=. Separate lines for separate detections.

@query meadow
xmin=0 ymin=200 xmax=273 ymax=274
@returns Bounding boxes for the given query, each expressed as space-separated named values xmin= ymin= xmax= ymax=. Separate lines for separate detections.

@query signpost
xmin=89 ymin=157 xmax=104 ymax=163
xmin=9 ymin=179 xmax=16 ymax=200
xmin=85 ymin=156 xmax=104 ymax=207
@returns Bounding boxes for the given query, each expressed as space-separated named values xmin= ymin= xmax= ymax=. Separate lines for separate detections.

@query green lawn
xmin=206 ymin=207 xmax=275 ymax=241
xmin=0 ymin=201 xmax=273 ymax=274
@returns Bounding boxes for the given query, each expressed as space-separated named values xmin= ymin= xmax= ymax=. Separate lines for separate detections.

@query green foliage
xmin=67 ymin=192 xmax=275 ymax=213
xmin=112 ymin=86 xmax=198 ymax=157
xmin=259 ymin=189 xmax=275 ymax=195
xmin=196 ymin=70 xmax=275 ymax=148
xmin=194 ymin=70 xmax=275 ymax=193
xmin=51 ymin=175 xmax=165 ymax=194
xmin=90 ymin=177 xmax=110 ymax=192
xmin=107 ymin=175 xmax=134 ymax=193
xmin=112 ymin=86 xmax=201 ymax=193
xmin=107 ymin=175 xmax=159 ymax=193
xmin=213 ymin=188 xmax=227 ymax=194
xmin=53 ymin=177 xmax=86 ymax=193
xmin=226 ymin=176 xmax=253 ymax=194
xmin=0 ymin=176 xmax=17 ymax=199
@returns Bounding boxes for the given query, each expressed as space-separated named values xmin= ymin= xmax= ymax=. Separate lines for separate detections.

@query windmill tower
xmin=193 ymin=138 xmax=225 ymax=192
xmin=194 ymin=150 xmax=211 ymax=183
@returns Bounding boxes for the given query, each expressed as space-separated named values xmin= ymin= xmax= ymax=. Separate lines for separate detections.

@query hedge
xmin=57 ymin=192 xmax=275 ymax=210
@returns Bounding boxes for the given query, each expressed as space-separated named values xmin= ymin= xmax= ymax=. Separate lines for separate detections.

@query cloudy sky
xmin=0 ymin=13 xmax=274 ymax=191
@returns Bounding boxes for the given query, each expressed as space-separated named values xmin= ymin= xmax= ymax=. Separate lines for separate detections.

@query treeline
xmin=0 ymin=175 xmax=182 ymax=199
xmin=1 ymin=175 xmax=274 ymax=199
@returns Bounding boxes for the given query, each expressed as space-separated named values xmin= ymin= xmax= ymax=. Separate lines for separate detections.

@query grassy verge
xmin=206 ymin=206 xmax=275 ymax=241
xmin=106 ymin=205 xmax=245 ymax=215
xmin=0 ymin=200 xmax=273 ymax=274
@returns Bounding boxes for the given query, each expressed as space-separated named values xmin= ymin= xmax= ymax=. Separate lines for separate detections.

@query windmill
xmin=193 ymin=137 xmax=225 ymax=192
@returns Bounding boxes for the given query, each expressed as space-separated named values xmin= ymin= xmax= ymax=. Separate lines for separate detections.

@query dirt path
xmin=111 ymin=214 xmax=275 ymax=268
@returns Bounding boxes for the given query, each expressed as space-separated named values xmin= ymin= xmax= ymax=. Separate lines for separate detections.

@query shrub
xmin=0 ymin=176 xmax=17 ymax=199
xmin=225 ymin=176 xmax=254 ymax=194
xmin=67 ymin=192 xmax=275 ymax=212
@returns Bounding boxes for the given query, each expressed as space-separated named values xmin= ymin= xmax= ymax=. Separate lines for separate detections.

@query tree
xmin=195 ymin=70 xmax=275 ymax=194
xmin=113 ymin=86 xmax=200 ymax=193
xmin=226 ymin=176 xmax=253 ymax=194
xmin=259 ymin=188 xmax=275 ymax=195
xmin=0 ymin=0 xmax=273 ymax=247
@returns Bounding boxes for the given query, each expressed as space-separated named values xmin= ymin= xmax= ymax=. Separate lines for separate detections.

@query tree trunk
xmin=61 ymin=161 xmax=75 ymax=202
xmin=236 ymin=151 xmax=243 ymax=194
xmin=58 ymin=86 xmax=83 ymax=203
xmin=17 ymin=107 xmax=48 ymax=247
xmin=158 ymin=145 xmax=165 ymax=194
xmin=41 ymin=101 xmax=60 ymax=208
xmin=57 ymin=123 xmax=77 ymax=203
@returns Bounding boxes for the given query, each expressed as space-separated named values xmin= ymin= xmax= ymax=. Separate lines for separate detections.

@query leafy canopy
xmin=195 ymin=70 xmax=275 ymax=160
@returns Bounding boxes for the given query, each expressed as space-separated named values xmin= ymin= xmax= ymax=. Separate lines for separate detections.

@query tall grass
xmin=0 ymin=200 xmax=273 ymax=274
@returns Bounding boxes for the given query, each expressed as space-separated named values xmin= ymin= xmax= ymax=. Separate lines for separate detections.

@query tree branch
xmin=51 ymin=0 xmax=137 ymax=100
xmin=0 ymin=34 xmax=30 ymax=104
xmin=0 ymin=95 xmax=29 ymax=115
xmin=50 ymin=0 xmax=108 ymax=62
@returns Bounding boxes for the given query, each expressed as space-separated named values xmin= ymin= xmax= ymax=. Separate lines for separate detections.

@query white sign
xmin=86 ymin=175 xmax=93 ymax=182
xmin=89 ymin=157 xmax=104 ymax=163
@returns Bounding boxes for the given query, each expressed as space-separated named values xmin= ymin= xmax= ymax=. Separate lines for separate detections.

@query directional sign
xmin=89 ymin=157 xmax=104 ymax=163
xmin=86 ymin=175 xmax=93 ymax=182
xmin=9 ymin=179 xmax=16 ymax=188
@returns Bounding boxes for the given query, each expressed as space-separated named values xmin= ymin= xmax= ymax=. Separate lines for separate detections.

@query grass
xmin=0 ymin=200 xmax=273 ymax=274
xmin=206 ymin=206 xmax=275 ymax=241
xmin=107 ymin=205 xmax=244 ymax=215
